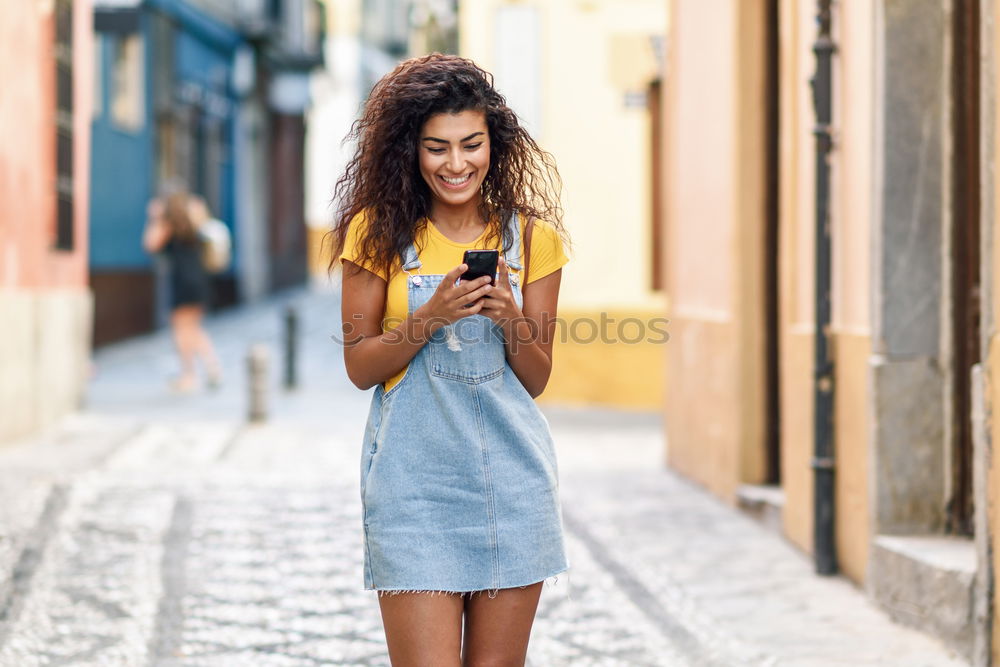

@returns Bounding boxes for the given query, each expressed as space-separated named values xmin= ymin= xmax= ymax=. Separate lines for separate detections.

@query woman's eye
xmin=427 ymin=148 xmax=446 ymax=154
xmin=465 ymin=143 xmax=483 ymax=150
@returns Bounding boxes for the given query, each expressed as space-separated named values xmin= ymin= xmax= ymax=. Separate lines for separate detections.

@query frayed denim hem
xmin=367 ymin=567 xmax=569 ymax=599
xmin=376 ymin=589 xmax=464 ymax=598
xmin=373 ymin=578 xmax=559 ymax=600
xmin=375 ymin=587 xmax=507 ymax=599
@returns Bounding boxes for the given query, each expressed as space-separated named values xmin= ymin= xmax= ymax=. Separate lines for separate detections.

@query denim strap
xmin=401 ymin=242 xmax=421 ymax=271
xmin=504 ymin=211 xmax=523 ymax=271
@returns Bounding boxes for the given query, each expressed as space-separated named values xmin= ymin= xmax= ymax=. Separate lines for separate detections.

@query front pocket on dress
xmin=360 ymin=446 xmax=376 ymax=498
xmin=429 ymin=315 xmax=506 ymax=384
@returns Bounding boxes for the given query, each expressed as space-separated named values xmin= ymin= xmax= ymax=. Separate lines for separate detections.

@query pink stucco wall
xmin=0 ymin=0 xmax=91 ymax=291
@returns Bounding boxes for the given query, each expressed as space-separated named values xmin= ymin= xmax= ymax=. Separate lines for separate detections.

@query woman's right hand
xmin=414 ymin=264 xmax=493 ymax=335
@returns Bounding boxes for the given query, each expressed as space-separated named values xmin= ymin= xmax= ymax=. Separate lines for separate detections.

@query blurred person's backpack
xmin=198 ymin=218 xmax=232 ymax=273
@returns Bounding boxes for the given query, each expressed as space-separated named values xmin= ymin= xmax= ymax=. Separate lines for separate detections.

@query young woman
xmin=332 ymin=53 xmax=570 ymax=665
xmin=142 ymin=191 xmax=222 ymax=393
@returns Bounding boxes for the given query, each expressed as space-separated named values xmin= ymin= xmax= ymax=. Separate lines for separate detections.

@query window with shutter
xmin=55 ymin=0 xmax=73 ymax=251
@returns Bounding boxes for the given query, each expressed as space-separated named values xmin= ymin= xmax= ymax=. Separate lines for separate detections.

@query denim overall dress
xmin=359 ymin=213 xmax=569 ymax=593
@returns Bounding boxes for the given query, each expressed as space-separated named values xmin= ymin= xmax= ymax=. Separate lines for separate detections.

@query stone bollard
xmin=247 ymin=344 xmax=269 ymax=423
xmin=284 ymin=306 xmax=298 ymax=390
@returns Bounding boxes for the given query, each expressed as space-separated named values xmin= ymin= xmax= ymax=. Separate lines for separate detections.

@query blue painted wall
xmin=89 ymin=23 xmax=155 ymax=269
xmin=90 ymin=1 xmax=243 ymax=273
xmin=174 ymin=28 xmax=237 ymax=240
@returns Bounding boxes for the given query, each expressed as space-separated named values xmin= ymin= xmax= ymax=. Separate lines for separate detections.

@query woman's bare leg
xmin=170 ymin=307 xmax=199 ymax=390
xmin=461 ymin=583 xmax=543 ymax=666
xmin=188 ymin=308 xmax=221 ymax=383
xmin=378 ymin=592 xmax=464 ymax=667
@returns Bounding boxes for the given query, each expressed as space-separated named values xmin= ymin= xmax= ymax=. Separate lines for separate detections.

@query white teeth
xmin=442 ymin=174 xmax=471 ymax=185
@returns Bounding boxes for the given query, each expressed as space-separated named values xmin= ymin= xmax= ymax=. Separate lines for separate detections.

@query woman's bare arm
xmin=502 ymin=269 xmax=562 ymax=398
xmin=477 ymin=258 xmax=563 ymax=398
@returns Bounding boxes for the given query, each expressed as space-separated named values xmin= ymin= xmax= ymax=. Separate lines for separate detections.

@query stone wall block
xmin=870 ymin=356 xmax=946 ymax=533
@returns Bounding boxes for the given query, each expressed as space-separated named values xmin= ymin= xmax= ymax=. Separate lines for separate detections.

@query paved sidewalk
xmin=0 ymin=287 xmax=970 ymax=666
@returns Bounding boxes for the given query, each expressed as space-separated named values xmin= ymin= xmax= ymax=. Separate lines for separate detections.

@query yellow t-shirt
xmin=340 ymin=212 xmax=569 ymax=391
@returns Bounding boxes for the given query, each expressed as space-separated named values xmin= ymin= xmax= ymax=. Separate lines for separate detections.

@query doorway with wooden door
xmin=948 ymin=0 xmax=980 ymax=537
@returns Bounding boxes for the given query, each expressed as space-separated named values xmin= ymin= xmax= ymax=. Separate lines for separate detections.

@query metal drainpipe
xmin=811 ymin=0 xmax=837 ymax=576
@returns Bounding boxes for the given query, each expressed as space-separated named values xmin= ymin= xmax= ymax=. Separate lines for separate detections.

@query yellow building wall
xmin=991 ymin=341 xmax=1000 ymax=663
xmin=991 ymin=2 xmax=1000 ymax=658
xmin=328 ymin=0 xmax=361 ymax=35
xmin=307 ymin=0 xmax=361 ymax=279
xmin=461 ymin=0 xmax=667 ymax=410
xmin=830 ymin=0 xmax=874 ymax=585
xmin=776 ymin=0 xmax=813 ymax=553
xmin=537 ymin=307 xmax=666 ymax=410
xmin=833 ymin=333 xmax=871 ymax=583
xmin=778 ymin=0 xmax=873 ymax=583
xmin=663 ymin=0 xmax=767 ymax=498
xmin=308 ymin=225 xmax=332 ymax=277
xmin=782 ymin=332 xmax=870 ymax=581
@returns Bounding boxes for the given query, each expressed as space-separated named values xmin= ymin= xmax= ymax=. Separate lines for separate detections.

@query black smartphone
xmin=461 ymin=249 xmax=499 ymax=285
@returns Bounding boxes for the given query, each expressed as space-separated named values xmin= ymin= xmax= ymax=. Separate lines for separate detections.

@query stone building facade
xmin=662 ymin=0 xmax=1000 ymax=663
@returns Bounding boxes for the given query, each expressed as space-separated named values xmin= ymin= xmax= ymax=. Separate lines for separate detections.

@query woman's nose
xmin=447 ymin=148 xmax=464 ymax=172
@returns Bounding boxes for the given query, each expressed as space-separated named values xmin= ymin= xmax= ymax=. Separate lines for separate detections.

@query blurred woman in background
xmin=143 ymin=191 xmax=222 ymax=393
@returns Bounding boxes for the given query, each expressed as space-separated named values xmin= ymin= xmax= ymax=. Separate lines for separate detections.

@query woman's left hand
xmin=477 ymin=256 xmax=523 ymax=326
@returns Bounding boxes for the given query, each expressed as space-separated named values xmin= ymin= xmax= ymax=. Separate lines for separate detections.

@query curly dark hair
xmin=328 ymin=53 xmax=565 ymax=278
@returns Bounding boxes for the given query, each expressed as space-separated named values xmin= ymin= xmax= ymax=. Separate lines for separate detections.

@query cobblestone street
xmin=0 ymin=288 xmax=971 ymax=666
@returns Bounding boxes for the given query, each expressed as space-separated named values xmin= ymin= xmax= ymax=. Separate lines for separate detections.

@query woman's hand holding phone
xmin=414 ymin=264 xmax=493 ymax=336
xmin=477 ymin=257 xmax=523 ymax=326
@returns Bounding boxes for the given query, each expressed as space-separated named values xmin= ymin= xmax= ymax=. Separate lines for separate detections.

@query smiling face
xmin=418 ymin=110 xmax=491 ymax=210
